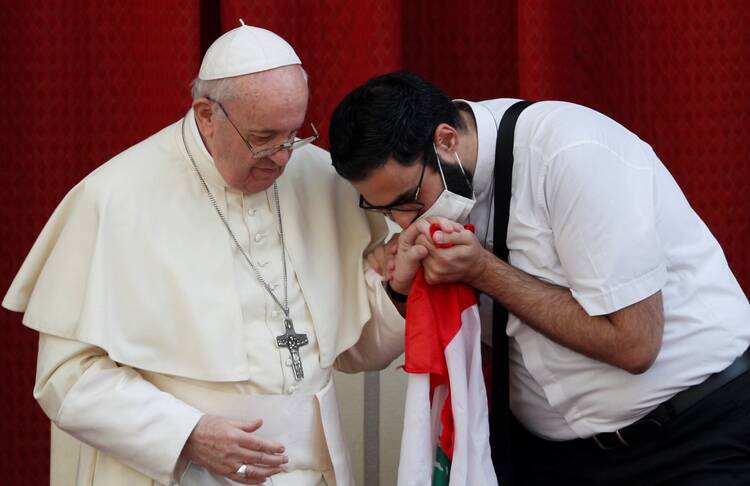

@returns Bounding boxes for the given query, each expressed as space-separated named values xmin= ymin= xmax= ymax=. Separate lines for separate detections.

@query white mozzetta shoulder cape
xmin=3 ymin=111 xmax=388 ymax=381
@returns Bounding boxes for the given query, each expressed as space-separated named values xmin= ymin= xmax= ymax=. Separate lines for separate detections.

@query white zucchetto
xmin=198 ymin=19 xmax=301 ymax=80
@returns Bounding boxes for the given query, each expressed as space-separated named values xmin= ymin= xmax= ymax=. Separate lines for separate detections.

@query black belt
xmin=590 ymin=348 xmax=750 ymax=450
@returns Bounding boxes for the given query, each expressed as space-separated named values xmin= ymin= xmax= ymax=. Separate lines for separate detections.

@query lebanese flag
xmin=396 ymin=268 xmax=498 ymax=486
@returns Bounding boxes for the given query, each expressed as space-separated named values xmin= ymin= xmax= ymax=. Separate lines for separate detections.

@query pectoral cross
xmin=276 ymin=317 xmax=308 ymax=381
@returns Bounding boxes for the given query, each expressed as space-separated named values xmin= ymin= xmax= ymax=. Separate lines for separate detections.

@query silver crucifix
xmin=276 ymin=317 xmax=308 ymax=381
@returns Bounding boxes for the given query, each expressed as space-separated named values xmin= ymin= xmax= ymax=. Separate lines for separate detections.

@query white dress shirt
xmin=459 ymin=98 xmax=750 ymax=440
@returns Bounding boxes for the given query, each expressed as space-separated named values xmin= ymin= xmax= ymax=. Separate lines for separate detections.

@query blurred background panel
xmin=1 ymin=1 xmax=747 ymax=484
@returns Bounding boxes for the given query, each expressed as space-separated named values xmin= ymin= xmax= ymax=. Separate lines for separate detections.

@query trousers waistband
xmin=591 ymin=347 xmax=750 ymax=450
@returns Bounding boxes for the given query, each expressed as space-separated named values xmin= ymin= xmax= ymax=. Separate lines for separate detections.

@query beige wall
xmin=334 ymin=353 xmax=407 ymax=485
xmin=335 ymin=222 xmax=406 ymax=485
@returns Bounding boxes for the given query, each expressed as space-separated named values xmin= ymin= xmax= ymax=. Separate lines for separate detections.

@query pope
xmin=2 ymin=22 xmax=413 ymax=486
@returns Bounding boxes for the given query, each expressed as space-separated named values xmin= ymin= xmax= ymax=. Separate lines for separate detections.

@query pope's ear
xmin=192 ymin=98 xmax=217 ymax=137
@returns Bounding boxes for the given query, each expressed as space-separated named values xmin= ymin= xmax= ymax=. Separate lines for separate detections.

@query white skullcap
xmin=198 ymin=19 xmax=301 ymax=80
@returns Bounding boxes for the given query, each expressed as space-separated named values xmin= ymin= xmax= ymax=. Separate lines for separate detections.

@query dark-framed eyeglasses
xmin=209 ymin=98 xmax=319 ymax=160
xmin=359 ymin=158 xmax=427 ymax=219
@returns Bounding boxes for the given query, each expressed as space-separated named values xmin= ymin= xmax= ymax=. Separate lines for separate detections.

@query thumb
xmin=399 ymin=219 xmax=432 ymax=248
xmin=406 ymin=244 xmax=429 ymax=261
xmin=231 ymin=418 xmax=263 ymax=433
xmin=425 ymin=216 xmax=463 ymax=233
xmin=433 ymin=228 xmax=473 ymax=246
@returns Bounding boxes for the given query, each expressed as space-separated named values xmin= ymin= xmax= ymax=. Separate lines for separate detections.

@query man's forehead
xmin=354 ymin=159 xmax=423 ymax=204
xmin=380 ymin=158 xmax=422 ymax=178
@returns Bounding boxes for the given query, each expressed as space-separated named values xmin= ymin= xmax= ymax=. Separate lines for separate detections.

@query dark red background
xmin=1 ymin=1 xmax=748 ymax=483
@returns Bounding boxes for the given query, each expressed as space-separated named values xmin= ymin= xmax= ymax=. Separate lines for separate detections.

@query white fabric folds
xmin=3 ymin=110 xmax=388 ymax=381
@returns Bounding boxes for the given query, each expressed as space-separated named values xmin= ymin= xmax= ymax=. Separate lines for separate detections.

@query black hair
xmin=329 ymin=71 xmax=465 ymax=181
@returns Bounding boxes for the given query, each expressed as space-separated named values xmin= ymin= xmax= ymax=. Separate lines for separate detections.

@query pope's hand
xmin=415 ymin=216 xmax=489 ymax=286
xmin=365 ymin=234 xmax=399 ymax=280
xmin=388 ymin=219 xmax=459 ymax=294
xmin=182 ymin=415 xmax=288 ymax=484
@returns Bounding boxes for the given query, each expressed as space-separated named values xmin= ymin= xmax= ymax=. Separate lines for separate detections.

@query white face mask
xmin=417 ymin=145 xmax=476 ymax=223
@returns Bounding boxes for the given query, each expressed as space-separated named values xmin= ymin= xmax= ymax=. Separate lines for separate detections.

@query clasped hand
xmin=366 ymin=216 xmax=488 ymax=290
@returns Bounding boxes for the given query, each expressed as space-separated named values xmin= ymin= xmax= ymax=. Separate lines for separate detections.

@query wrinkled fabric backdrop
xmin=1 ymin=1 xmax=748 ymax=483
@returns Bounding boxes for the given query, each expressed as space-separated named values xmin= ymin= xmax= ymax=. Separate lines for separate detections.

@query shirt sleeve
xmin=543 ymin=141 xmax=668 ymax=316
xmin=33 ymin=333 xmax=204 ymax=485
xmin=335 ymin=265 xmax=405 ymax=372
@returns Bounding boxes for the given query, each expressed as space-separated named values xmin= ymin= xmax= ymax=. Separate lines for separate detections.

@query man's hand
xmin=415 ymin=219 xmax=664 ymax=374
xmin=182 ymin=415 xmax=288 ymax=484
xmin=386 ymin=218 xmax=467 ymax=294
xmin=416 ymin=216 xmax=489 ymax=286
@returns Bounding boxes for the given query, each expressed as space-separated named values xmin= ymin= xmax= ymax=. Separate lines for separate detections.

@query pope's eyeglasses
xmin=209 ymin=98 xmax=319 ymax=160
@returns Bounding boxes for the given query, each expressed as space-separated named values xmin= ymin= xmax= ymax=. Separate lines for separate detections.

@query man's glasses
xmin=209 ymin=98 xmax=319 ymax=160
xmin=359 ymin=158 xmax=427 ymax=219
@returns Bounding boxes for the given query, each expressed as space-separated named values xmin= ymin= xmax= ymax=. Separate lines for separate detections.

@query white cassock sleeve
xmin=33 ymin=333 xmax=204 ymax=484
xmin=335 ymin=265 xmax=405 ymax=373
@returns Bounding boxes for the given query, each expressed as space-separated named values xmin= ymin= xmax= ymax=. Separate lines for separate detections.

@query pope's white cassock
xmin=2 ymin=105 xmax=404 ymax=485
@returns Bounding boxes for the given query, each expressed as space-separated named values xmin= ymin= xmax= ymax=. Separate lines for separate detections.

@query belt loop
xmin=663 ymin=400 xmax=678 ymax=420
xmin=592 ymin=435 xmax=613 ymax=450
xmin=614 ymin=430 xmax=629 ymax=447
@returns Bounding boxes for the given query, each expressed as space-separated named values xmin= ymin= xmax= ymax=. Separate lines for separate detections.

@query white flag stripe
xmin=397 ymin=373 xmax=435 ymax=486
xmin=444 ymin=305 xmax=497 ymax=485
xmin=397 ymin=302 xmax=499 ymax=486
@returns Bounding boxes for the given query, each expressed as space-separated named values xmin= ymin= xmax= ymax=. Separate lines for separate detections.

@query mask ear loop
xmin=454 ymin=151 xmax=476 ymax=200
xmin=453 ymin=151 xmax=473 ymax=188
xmin=454 ymin=150 xmax=468 ymax=177
xmin=432 ymin=143 xmax=449 ymax=190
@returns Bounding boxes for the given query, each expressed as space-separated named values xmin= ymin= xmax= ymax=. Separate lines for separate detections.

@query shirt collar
xmin=454 ymin=99 xmax=498 ymax=200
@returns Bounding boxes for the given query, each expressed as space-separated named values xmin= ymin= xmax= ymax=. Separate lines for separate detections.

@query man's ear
xmin=192 ymin=98 xmax=217 ymax=139
xmin=432 ymin=123 xmax=460 ymax=152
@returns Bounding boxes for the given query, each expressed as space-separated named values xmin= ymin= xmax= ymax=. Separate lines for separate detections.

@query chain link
xmin=181 ymin=118 xmax=290 ymax=317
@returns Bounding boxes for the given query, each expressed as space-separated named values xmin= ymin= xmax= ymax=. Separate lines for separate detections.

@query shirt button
xmin=271 ymin=310 xmax=280 ymax=318
xmin=256 ymin=260 xmax=268 ymax=267
xmin=254 ymin=233 xmax=265 ymax=243
xmin=248 ymin=208 xmax=257 ymax=216
xmin=271 ymin=283 xmax=280 ymax=291
xmin=285 ymin=358 xmax=293 ymax=366
xmin=287 ymin=385 xmax=298 ymax=394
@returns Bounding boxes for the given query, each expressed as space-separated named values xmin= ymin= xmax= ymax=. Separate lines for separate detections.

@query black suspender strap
xmin=490 ymin=100 xmax=535 ymax=485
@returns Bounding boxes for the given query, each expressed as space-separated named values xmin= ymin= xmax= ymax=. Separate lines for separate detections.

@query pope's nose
xmin=267 ymin=148 xmax=292 ymax=167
